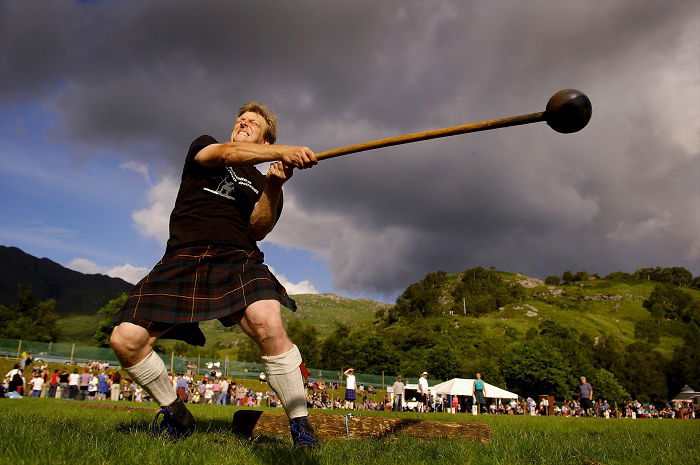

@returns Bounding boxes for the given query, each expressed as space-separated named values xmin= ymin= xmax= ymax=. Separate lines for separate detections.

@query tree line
xmin=545 ymin=266 xmax=698 ymax=287
xmin=277 ymin=267 xmax=700 ymax=404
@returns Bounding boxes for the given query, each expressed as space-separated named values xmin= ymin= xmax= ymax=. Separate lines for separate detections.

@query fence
xmin=1 ymin=338 xmax=389 ymax=388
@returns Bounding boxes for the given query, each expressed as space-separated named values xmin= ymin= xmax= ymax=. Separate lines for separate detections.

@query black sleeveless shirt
xmin=166 ymin=135 xmax=281 ymax=252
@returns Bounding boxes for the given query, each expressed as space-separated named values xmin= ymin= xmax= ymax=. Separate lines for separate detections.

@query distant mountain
xmin=0 ymin=245 xmax=134 ymax=316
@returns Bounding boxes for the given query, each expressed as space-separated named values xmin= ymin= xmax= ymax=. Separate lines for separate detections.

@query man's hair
xmin=237 ymin=101 xmax=278 ymax=144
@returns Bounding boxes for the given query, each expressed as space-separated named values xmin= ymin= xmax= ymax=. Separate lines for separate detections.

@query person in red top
xmin=49 ymin=369 xmax=60 ymax=398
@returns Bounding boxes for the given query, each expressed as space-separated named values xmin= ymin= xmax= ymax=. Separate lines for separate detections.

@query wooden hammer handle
xmin=315 ymin=111 xmax=545 ymax=160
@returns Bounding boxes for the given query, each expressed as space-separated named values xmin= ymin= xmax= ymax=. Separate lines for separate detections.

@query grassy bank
xmin=1 ymin=398 xmax=697 ymax=465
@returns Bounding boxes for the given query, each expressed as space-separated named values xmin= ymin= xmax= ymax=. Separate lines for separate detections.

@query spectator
xmin=68 ymin=369 xmax=80 ymax=399
xmin=29 ymin=372 xmax=44 ymax=397
xmin=58 ymin=370 xmax=70 ymax=398
xmin=473 ymin=373 xmax=486 ymax=414
xmin=419 ymin=372 xmax=430 ymax=412
xmin=579 ymin=376 xmax=593 ymax=416
xmin=343 ymin=368 xmax=357 ymax=409
xmin=79 ymin=369 xmax=90 ymax=398
xmin=111 ymin=370 xmax=122 ymax=401
xmin=216 ymin=377 xmax=229 ymax=405
xmin=97 ymin=372 xmax=110 ymax=400
xmin=48 ymin=369 xmax=60 ymax=398
xmin=391 ymin=376 xmax=405 ymax=412
xmin=88 ymin=373 xmax=99 ymax=399
xmin=9 ymin=369 xmax=25 ymax=395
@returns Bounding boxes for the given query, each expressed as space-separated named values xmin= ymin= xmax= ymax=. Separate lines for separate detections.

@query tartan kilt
xmin=113 ymin=244 xmax=296 ymax=346
xmin=474 ymin=389 xmax=486 ymax=405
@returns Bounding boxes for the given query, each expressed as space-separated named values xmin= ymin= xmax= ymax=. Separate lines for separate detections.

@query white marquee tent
xmin=431 ymin=378 xmax=519 ymax=399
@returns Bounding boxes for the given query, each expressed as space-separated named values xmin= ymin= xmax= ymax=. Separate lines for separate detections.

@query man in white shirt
xmin=418 ymin=372 xmax=430 ymax=412
xmin=68 ymin=369 xmax=81 ymax=399
xmin=30 ymin=373 xmax=44 ymax=397
xmin=216 ymin=378 xmax=229 ymax=405
xmin=343 ymin=368 xmax=357 ymax=409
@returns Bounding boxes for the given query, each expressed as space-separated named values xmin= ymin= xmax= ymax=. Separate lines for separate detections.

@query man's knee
xmin=245 ymin=301 xmax=287 ymax=340
xmin=110 ymin=323 xmax=150 ymax=359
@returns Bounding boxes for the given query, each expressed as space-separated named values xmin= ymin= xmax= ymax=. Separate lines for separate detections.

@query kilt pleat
xmin=113 ymin=245 xmax=296 ymax=346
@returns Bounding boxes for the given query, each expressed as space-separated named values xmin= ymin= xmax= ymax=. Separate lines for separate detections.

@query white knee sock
xmin=262 ymin=345 xmax=308 ymax=420
xmin=124 ymin=351 xmax=176 ymax=408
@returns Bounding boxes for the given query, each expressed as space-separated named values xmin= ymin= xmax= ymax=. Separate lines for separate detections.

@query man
xmin=391 ymin=376 xmax=405 ymax=412
xmin=343 ymin=368 xmax=356 ymax=410
xmin=110 ymin=102 xmax=318 ymax=446
xmin=419 ymin=372 xmax=429 ymax=412
xmin=68 ymin=369 xmax=80 ymax=399
xmin=579 ymin=376 xmax=593 ymax=416
xmin=216 ymin=377 xmax=229 ymax=405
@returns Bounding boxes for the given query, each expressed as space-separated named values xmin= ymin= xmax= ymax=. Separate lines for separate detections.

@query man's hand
xmin=266 ymin=161 xmax=294 ymax=188
xmin=279 ymin=145 xmax=317 ymax=169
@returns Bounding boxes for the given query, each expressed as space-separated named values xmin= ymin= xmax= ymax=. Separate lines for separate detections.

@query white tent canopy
xmin=431 ymin=378 xmax=519 ymax=399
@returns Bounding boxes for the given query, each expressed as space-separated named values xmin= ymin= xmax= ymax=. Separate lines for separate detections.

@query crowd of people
xmin=3 ymin=359 xmax=697 ymax=420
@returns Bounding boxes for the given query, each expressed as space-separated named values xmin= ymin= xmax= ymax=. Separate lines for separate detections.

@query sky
xmin=1 ymin=0 xmax=698 ymax=303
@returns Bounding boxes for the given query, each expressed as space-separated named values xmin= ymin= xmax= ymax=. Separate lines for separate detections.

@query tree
xmin=451 ymin=267 xmax=525 ymax=316
xmin=286 ymin=318 xmax=320 ymax=367
xmin=604 ymin=271 xmax=634 ymax=281
xmin=643 ymin=283 xmax=694 ymax=321
xmin=94 ymin=294 xmax=128 ymax=347
xmin=634 ymin=267 xmax=693 ymax=286
xmin=561 ymin=271 xmax=575 ymax=285
xmin=634 ymin=317 xmax=662 ymax=344
xmin=425 ymin=346 xmax=460 ymax=381
xmin=666 ymin=344 xmax=700 ymax=398
xmin=326 ymin=331 xmax=401 ymax=375
xmin=0 ymin=285 xmax=60 ymax=342
xmin=501 ymin=339 xmax=574 ymax=399
xmin=618 ymin=342 xmax=668 ymax=403
xmin=544 ymin=275 xmax=560 ymax=285
xmin=394 ymin=271 xmax=447 ymax=318
xmin=319 ymin=324 xmax=350 ymax=369
xmin=574 ymin=271 xmax=590 ymax=282
xmin=691 ymin=276 xmax=700 ymax=290
xmin=237 ymin=337 xmax=261 ymax=362
xmin=589 ymin=368 xmax=630 ymax=405
xmin=592 ymin=335 xmax=625 ymax=377
xmin=173 ymin=341 xmax=219 ymax=359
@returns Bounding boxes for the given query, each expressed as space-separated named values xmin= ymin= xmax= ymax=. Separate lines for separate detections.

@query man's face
xmin=231 ymin=111 xmax=269 ymax=144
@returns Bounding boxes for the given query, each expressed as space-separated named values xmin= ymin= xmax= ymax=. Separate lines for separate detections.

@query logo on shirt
xmin=203 ymin=167 xmax=259 ymax=201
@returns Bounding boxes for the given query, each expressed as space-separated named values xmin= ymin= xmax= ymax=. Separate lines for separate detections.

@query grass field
xmin=1 ymin=399 xmax=698 ymax=465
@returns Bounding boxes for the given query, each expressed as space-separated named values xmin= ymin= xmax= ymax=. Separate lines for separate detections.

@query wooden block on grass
xmin=232 ymin=410 xmax=491 ymax=443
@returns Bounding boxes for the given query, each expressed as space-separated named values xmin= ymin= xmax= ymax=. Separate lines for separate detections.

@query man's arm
xmin=248 ymin=162 xmax=292 ymax=241
xmin=194 ymin=142 xmax=316 ymax=169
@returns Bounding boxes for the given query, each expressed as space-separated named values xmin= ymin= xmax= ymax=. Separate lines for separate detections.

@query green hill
xmin=56 ymin=292 xmax=387 ymax=347
xmin=362 ymin=268 xmax=699 ymax=403
xmin=43 ymin=267 xmax=700 ymax=403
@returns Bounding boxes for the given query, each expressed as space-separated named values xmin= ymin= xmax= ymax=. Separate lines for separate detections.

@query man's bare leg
xmin=110 ymin=322 xmax=195 ymax=437
xmin=236 ymin=300 xmax=315 ymax=446
xmin=110 ymin=322 xmax=177 ymax=407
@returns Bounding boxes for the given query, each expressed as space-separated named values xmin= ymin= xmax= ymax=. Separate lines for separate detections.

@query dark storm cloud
xmin=2 ymin=0 xmax=698 ymax=298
